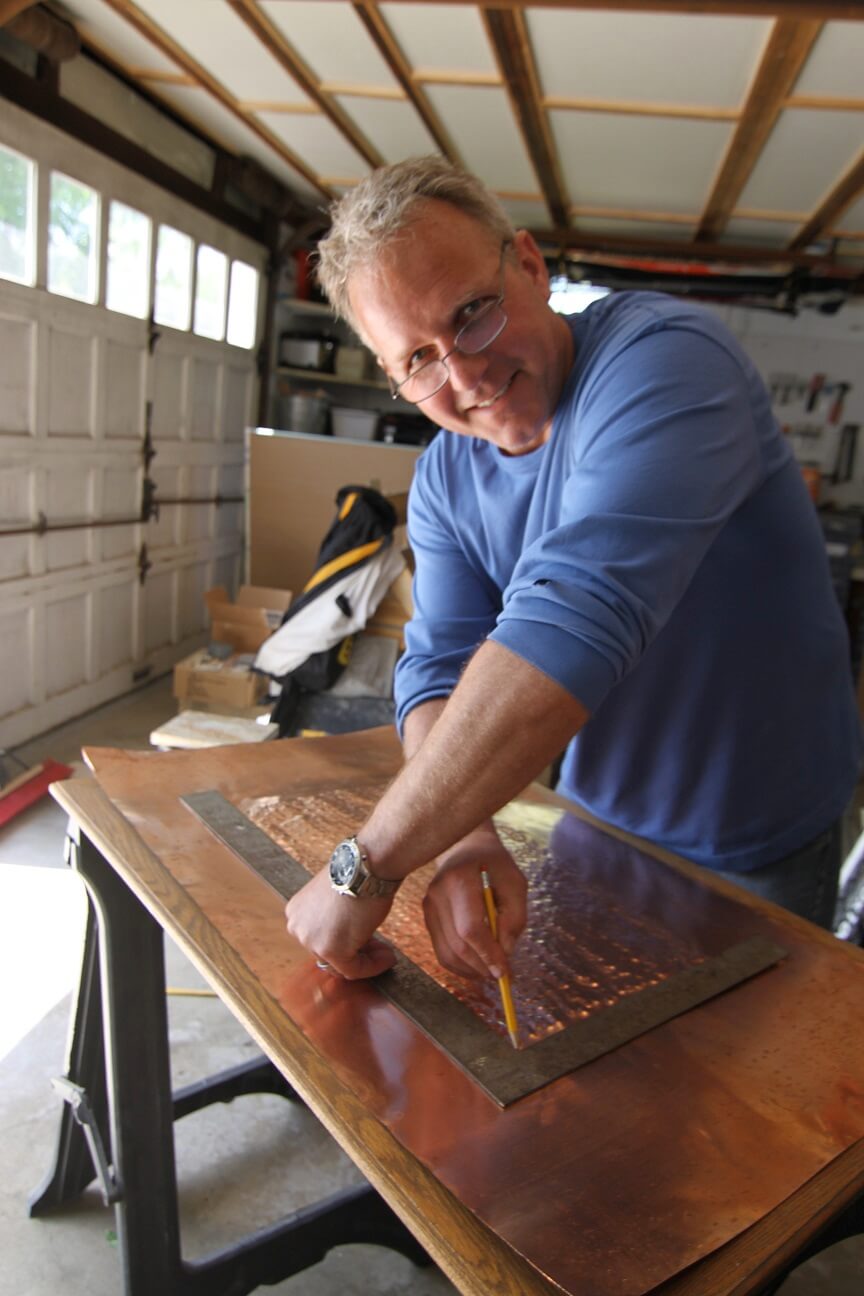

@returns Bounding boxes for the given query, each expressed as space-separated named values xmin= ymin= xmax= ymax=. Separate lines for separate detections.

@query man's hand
xmin=284 ymin=869 xmax=397 ymax=979
xmin=422 ymin=824 xmax=527 ymax=981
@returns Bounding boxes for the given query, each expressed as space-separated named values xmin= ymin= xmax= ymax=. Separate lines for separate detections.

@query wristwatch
xmin=327 ymin=837 xmax=400 ymax=899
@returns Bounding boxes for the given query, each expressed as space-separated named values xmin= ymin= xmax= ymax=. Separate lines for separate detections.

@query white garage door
xmin=0 ymin=100 xmax=265 ymax=748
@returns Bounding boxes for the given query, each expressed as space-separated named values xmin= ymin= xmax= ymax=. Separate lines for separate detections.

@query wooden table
xmin=35 ymin=730 xmax=864 ymax=1296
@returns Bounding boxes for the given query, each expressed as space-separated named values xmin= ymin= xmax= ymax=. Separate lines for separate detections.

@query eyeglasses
xmin=389 ymin=241 xmax=511 ymax=405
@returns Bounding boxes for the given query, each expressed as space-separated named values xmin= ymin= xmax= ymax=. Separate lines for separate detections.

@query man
xmin=284 ymin=156 xmax=861 ymax=984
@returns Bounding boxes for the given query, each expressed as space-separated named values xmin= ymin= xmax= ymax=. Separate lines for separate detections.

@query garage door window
xmin=106 ymin=200 xmax=151 ymax=318
xmin=226 ymin=259 xmax=258 ymax=349
xmin=154 ymin=224 xmax=193 ymax=331
xmin=193 ymin=243 xmax=228 ymax=340
xmin=0 ymin=143 xmax=36 ymax=286
xmin=48 ymin=171 xmax=100 ymax=303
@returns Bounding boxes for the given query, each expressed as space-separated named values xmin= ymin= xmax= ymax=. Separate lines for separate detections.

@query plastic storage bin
xmin=331 ymin=407 xmax=379 ymax=441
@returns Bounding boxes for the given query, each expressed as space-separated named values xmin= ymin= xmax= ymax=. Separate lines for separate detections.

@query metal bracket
xmin=50 ymin=1078 xmax=122 ymax=1206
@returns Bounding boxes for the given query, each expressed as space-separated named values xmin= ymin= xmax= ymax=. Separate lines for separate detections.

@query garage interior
xmin=1 ymin=3 xmax=863 ymax=1295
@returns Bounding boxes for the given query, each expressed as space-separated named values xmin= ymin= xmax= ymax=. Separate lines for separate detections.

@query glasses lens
xmin=457 ymin=301 xmax=507 ymax=355
xmin=400 ymin=359 xmax=448 ymax=404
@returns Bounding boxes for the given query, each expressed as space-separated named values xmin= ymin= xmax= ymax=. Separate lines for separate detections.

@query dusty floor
xmin=0 ymin=676 xmax=861 ymax=1294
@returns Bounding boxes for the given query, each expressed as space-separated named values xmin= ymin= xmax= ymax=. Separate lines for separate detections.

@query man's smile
xmin=469 ymin=373 xmax=516 ymax=411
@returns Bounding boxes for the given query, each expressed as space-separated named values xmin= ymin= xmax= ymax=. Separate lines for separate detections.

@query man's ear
xmin=512 ymin=229 xmax=550 ymax=296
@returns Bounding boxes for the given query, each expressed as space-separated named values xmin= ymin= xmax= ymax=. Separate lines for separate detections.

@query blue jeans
xmin=709 ymin=822 xmax=842 ymax=930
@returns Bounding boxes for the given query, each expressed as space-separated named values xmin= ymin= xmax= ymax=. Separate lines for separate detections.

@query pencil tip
xmin=508 ymin=1029 xmax=520 ymax=1050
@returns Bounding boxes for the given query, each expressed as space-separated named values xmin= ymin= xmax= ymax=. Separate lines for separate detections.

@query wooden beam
xmin=374 ymin=2 xmax=864 ymax=17
xmin=790 ymin=147 xmax=864 ymax=248
xmin=482 ymin=6 xmax=570 ymax=229
xmin=0 ymin=0 xmax=36 ymax=24
xmin=98 ymin=0 xmax=331 ymax=199
xmin=543 ymin=97 xmax=739 ymax=122
xmin=227 ymin=0 xmax=385 ymax=171
xmin=695 ymin=17 xmax=823 ymax=241
xmin=414 ymin=69 xmax=502 ymax=88
xmin=351 ymin=1 xmax=462 ymax=163
xmin=786 ymin=94 xmax=864 ymax=111
xmin=318 ymin=81 xmax=406 ymax=101
xmin=531 ymin=223 xmax=851 ymax=270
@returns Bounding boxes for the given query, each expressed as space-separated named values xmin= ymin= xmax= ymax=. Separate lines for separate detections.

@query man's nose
xmin=445 ymin=346 xmax=490 ymax=392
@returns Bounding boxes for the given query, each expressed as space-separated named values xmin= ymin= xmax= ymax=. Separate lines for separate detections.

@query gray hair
xmin=315 ymin=156 xmax=515 ymax=331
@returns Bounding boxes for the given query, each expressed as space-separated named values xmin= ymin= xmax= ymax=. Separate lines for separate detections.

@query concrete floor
xmin=0 ymin=677 xmax=862 ymax=1295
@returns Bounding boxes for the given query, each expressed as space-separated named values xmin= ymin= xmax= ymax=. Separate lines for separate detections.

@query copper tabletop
xmin=79 ymin=729 xmax=864 ymax=1296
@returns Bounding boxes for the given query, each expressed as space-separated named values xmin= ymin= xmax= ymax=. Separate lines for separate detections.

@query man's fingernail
xmin=489 ymin=965 xmax=503 ymax=980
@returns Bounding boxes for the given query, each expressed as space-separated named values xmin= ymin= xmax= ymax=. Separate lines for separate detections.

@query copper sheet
xmin=212 ymin=790 xmax=785 ymax=1104
xmin=82 ymin=733 xmax=864 ymax=1296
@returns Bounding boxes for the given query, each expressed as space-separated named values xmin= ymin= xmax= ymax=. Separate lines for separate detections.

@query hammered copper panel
xmin=241 ymin=789 xmax=775 ymax=1048
xmin=81 ymin=734 xmax=864 ymax=1296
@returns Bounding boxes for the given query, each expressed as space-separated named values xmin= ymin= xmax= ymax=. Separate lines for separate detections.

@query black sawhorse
xmin=29 ymin=824 xmax=429 ymax=1295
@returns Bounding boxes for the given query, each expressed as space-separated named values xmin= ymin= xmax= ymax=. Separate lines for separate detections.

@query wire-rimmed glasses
xmin=389 ymin=241 xmax=511 ymax=404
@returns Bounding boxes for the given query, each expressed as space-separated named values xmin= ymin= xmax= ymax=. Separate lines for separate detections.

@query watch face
xmin=329 ymin=840 xmax=359 ymax=888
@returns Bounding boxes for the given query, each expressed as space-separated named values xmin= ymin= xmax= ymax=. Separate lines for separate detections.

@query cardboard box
xmin=205 ymin=584 xmax=293 ymax=653
xmin=173 ymin=649 xmax=269 ymax=711
xmin=366 ymin=565 xmax=414 ymax=648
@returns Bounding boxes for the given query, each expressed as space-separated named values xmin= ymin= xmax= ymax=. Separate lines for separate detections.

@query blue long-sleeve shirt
xmin=395 ymin=292 xmax=862 ymax=871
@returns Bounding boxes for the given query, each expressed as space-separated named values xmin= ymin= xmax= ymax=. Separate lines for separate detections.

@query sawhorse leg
xmin=31 ymin=827 xmax=429 ymax=1295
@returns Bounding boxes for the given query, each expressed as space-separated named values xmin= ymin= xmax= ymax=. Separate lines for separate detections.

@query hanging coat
xmin=254 ymin=485 xmax=405 ymax=690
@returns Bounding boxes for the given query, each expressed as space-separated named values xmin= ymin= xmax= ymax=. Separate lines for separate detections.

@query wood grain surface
xmin=55 ymin=729 xmax=864 ymax=1296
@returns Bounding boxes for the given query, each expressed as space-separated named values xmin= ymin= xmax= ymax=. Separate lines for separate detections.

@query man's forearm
xmin=364 ymin=640 xmax=589 ymax=878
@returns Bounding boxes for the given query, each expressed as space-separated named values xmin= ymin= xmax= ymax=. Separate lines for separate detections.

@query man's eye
xmin=460 ymin=296 xmax=494 ymax=325
xmin=407 ymin=349 xmax=430 ymax=373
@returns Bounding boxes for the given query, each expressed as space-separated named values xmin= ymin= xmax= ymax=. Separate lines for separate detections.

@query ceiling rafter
xmin=0 ymin=0 xmax=36 ymax=22
xmin=482 ymin=6 xmax=570 ymax=229
xmin=350 ymin=1 xmax=461 ymax=162
xmin=97 ymin=0 xmax=331 ymax=199
xmin=543 ymin=97 xmax=739 ymax=121
xmin=790 ymin=147 xmax=864 ymax=248
xmin=227 ymin=0 xmax=385 ymax=172
xmin=384 ymin=1 xmax=864 ymax=17
xmin=695 ymin=17 xmax=823 ymax=242
xmin=529 ymin=223 xmax=851 ymax=269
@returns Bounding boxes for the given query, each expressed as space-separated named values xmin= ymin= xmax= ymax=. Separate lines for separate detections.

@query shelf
xmin=276 ymin=365 xmax=391 ymax=393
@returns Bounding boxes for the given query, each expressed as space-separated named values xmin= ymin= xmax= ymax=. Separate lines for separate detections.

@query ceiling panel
xmin=424 ymin=85 xmax=537 ymax=190
xmin=791 ymin=22 xmax=864 ymax=100
xmin=835 ymin=194 xmax=864 ymax=234
xmin=379 ymin=1 xmax=497 ymax=75
xmin=64 ymin=0 xmax=180 ymax=74
xmin=20 ymin=1 xmax=863 ymax=283
xmin=551 ymin=112 xmax=733 ymax=214
xmin=333 ymin=97 xmax=438 ymax=164
xmin=261 ymin=0 xmax=399 ymax=88
xmin=722 ymin=217 xmax=803 ymax=245
xmin=528 ymin=10 xmax=770 ymax=108
xmin=737 ymin=109 xmax=864 ymax=213
xmin=499 ymin=198 xmax=552 ymax=230
xmin=256 ymin=109 xmax=371 ymax=182
xmin=133 ymin=0 xmax=309 ymax=104
xmin=572 ymin=217 xmax=698 ymax=243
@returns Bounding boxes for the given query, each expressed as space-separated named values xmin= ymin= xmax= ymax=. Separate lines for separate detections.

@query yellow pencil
xmin=480 ymin=869 xmax=520 ymax=1049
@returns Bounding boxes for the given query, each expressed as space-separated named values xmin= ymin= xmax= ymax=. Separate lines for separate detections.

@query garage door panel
xmin=103 ymin=339 xmax=145 ymax=440
xmin=0 ymin=605 xmax=33 ymax=722
xmin=47 ymin=326 xmax=95 ymax=437
xmin=45 ymin=465 xmax=91 ymax=571
xmin=190 ymin=357 xmax=221 ymax=441
xmin=98 ymin=579 xmax=134 ymax=673
xmin=44 ymin=593 xmax=89 ymax=697
xmin=0 ymin=317 xmax=35 ymax=435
